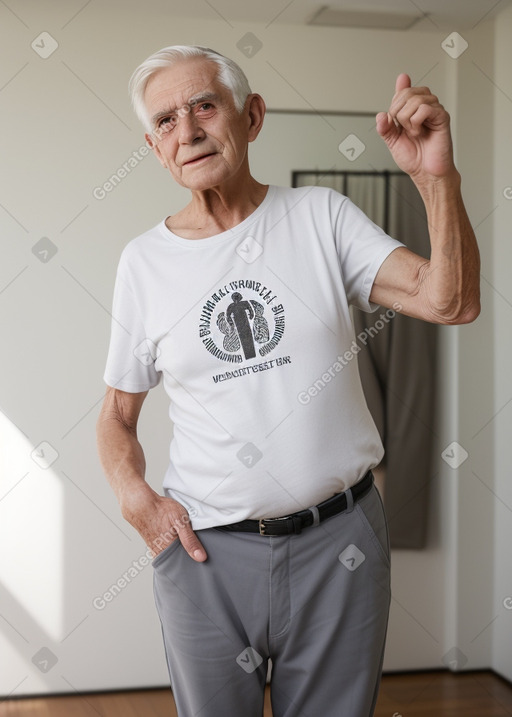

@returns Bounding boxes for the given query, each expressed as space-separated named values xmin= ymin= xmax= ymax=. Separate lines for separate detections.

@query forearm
xmin=96 ymin=396 xmax=155 ymax=518
xmin=96 ymin=388 xmax=206 ymax=560
xmin=413 ymin=171 xmax=481 ymax=324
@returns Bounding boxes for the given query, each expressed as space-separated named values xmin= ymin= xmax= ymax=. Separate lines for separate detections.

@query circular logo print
xmin=199 ymin=278 xmax=285 ymax=363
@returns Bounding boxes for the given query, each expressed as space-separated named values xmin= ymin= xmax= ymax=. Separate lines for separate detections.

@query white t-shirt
xmin=104 ymin=185 xmax=403 ymax=529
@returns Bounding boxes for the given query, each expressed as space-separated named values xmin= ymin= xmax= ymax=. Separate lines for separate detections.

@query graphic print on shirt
xmin=199 ymin=278 xmax=286 ymax=365
xmin=217 ymin=293 xmax=271 ymax=359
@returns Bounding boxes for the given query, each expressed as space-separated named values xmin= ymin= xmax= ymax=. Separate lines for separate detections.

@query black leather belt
xmin=215 ymin=470 xmax=374 ymax=536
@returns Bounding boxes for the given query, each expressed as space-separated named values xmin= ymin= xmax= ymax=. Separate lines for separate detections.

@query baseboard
xmin=2 ymin=667 xmax=511 ymax=701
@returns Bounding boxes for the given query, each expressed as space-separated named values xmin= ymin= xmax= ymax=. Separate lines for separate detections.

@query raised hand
xmin=376 ymin=73 xmax=456 ymax=183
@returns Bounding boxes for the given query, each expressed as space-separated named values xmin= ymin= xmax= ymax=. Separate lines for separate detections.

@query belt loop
xmin=344 ymin=487 xmax=354 ymax=514
xmin=309 ymin=505 xmax=320 ymax=527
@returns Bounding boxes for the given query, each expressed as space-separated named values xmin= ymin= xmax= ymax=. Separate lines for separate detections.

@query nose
xmin=177 ymin=111 xmax=206 ymax=145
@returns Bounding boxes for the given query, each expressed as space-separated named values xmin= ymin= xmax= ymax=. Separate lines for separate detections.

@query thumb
xmin=395 ymin=72 xmax=411 ymax=93
xmin=177 ymin=523 xmax=208 ymax=562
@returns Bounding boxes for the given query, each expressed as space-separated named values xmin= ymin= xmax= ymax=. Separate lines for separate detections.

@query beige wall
xmin=0 ymin=0 xmax=508 ymax=696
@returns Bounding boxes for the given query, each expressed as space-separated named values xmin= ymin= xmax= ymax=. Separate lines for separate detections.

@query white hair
xmin=128 ymin=45 xmax=252 ymax=131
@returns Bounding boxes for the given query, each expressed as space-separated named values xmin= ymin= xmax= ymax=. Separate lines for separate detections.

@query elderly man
xmin=97 ymin=45 xmax=480 ymax=717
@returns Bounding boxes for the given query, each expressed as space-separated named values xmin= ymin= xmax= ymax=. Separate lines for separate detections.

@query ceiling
xmin=124 ymin=0 xmax=511 ymax=31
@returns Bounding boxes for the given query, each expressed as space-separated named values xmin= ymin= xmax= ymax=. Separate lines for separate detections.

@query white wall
xmin=0 ymin=0 xmax=505 ymax=697
xmin=491 ymin=1 xmax=512 ymax=682
xmin=436 ymin=8 xmax=512 ymax=683
xmin=438 ymin=16 xmax=496 ymax=675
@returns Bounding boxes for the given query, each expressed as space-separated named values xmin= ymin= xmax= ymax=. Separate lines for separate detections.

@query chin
xmin=179 ymin=170 xmax=234 ymax=192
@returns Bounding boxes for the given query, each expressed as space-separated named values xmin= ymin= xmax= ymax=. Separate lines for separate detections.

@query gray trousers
xmin=152 ymin=482 xmax=391 ymax=717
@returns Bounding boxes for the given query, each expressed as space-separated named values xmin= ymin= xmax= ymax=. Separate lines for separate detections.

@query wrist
xmin=413 ymin=169 xmax=462 ymax=204
xmin=120 ymin=481 xmax=158 ymax=522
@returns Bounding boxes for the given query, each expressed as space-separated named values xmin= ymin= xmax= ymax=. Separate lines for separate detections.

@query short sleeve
xmin=333 ymin=194 xmax=404 ymax=312
xmin=103 ymin=268 xmax=161 ymax=393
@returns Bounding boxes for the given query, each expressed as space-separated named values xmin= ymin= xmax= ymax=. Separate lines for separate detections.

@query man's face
xmin=144 ymin=58 xmax=254 ymax=191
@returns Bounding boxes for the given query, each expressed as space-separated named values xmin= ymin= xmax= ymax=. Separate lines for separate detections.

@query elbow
xmin=426 ymin=268 xmax=481 ymax=325
xmin=433 ymin=294 xmax=481 ymax=325
xmin=445 ymin=262 xmax=482 ymax=325
xmin=457 ymin=298 xmax=481 ymax=324
xmin=444 ymin=305 xmax=480 ymax=325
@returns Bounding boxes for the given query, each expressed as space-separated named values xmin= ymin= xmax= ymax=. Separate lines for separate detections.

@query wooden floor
xmin=1 ymin=671 xmax=512 ymax=716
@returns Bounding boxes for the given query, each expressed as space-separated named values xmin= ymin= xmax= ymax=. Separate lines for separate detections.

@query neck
xmin=168 ymin=163 xmax=269 ymax=239
xmin=190 ymin=173 xmax=268 ymax=230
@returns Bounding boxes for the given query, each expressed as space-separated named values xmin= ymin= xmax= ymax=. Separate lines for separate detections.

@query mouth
xmin=183 ymin=153 xmax=216 ymax=166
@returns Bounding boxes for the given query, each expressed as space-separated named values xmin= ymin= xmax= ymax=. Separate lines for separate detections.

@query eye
xmin=196 ymin=102 xmax=216 ymax=117
xmin=158 ymin=115 xmax=177 ymax=131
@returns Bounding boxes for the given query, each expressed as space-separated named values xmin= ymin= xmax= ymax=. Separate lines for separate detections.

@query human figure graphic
xmin=226 ymin=292 xmax=256 ymax=359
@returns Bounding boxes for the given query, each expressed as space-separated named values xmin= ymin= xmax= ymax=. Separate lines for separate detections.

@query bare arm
xmin=370 ymin=74 xmax=480 ymax=324
xmin=96 ymin=386 xmax=207 ymax=561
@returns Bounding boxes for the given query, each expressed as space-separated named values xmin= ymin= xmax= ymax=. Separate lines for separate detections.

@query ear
xmin=145 ymin=131 xmax=168 ymax=168
xmin=245 ymin=94 xmax=266 ymax=143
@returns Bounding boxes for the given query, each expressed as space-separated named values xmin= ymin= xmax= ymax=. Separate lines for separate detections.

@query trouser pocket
xmin=355 ymin=485 xmax=391 ymax=568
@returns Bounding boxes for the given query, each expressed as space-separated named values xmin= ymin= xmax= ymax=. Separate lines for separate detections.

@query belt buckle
xmin=259 ymin=515 xmax=292 ymax=536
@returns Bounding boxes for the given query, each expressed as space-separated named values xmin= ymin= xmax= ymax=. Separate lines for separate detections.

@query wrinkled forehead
xmin=144 ymin=58 xmax=226 ymax=120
